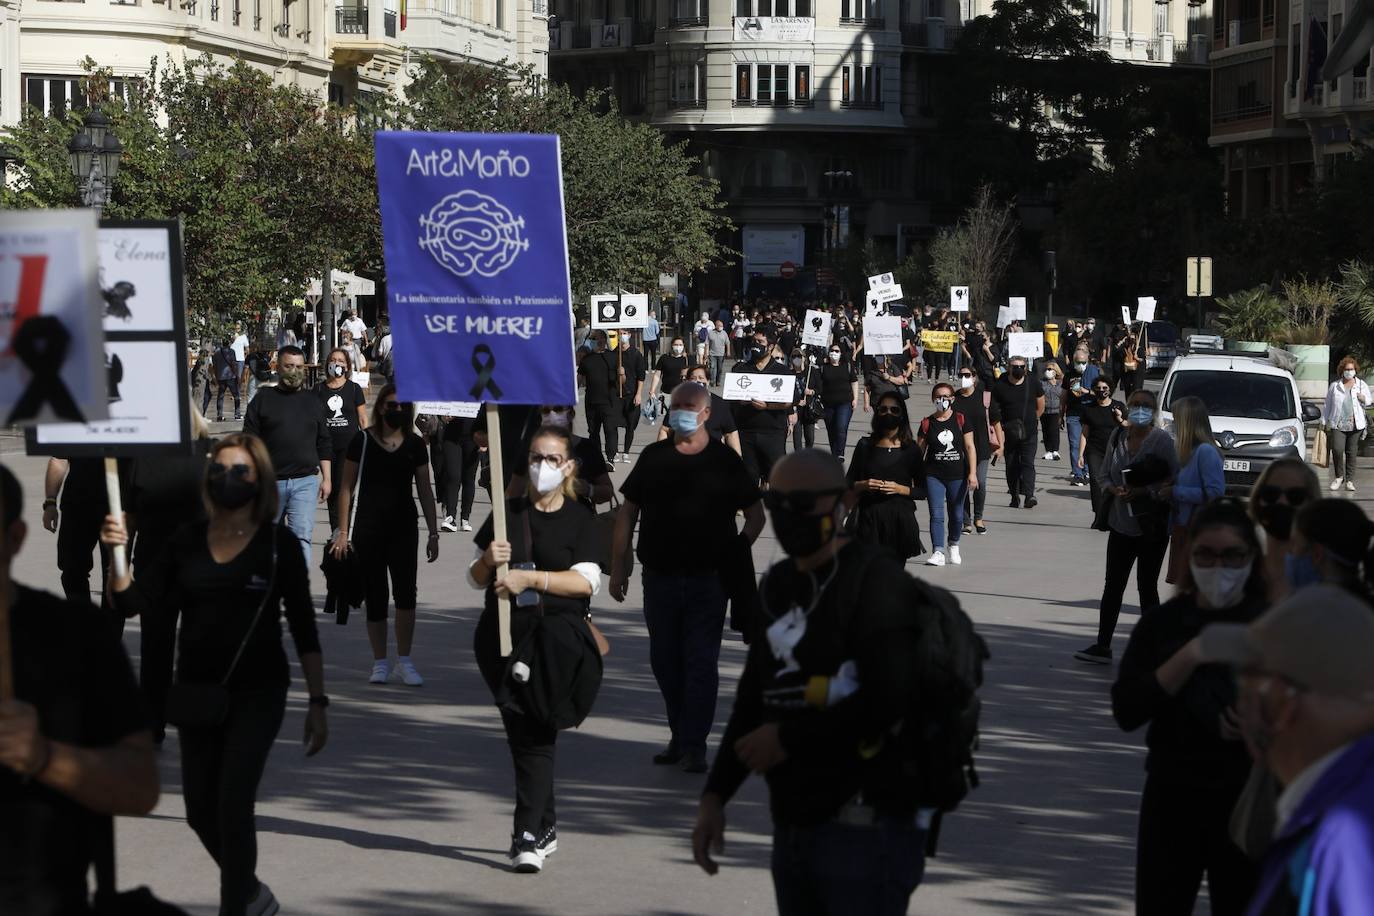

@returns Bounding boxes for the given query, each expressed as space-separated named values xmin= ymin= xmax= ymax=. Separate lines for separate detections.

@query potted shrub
xmin=1216 ymin=285 xmax=1285 ymax=349
xmin=1280 ymin=278 xmax=1337 ymax=400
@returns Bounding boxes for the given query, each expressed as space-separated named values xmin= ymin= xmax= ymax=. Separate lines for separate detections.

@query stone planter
xmin=1285 ymin=343 xmax=1331 ymax=400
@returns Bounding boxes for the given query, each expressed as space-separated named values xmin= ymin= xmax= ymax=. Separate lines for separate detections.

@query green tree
xmin=927 ymin=185 xmax=1018 ymax=319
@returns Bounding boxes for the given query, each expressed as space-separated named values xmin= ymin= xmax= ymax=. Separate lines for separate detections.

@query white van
xmin=1159 ymin=351 xmax=1322 ymax=495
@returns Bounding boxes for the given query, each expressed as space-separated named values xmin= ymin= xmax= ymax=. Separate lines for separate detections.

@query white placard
xmin=351 ymin=371 xmax=371 ymax=389
xmin=590 ymin=293 xmax=647 ymax=329
xmin=996 ymin=306 xmax=1012 ymax=329
xmin=950 ymin=286 xmax=970 ymax=312
xmin=619 ymin=293 xmax=650 ymax=328
xmin=97 ymin=228 xmax=177 ymax=333
xmin=35 ymin=341 xmax=181 ymax=447
xmin=1136 ymin=297 xmax=1157 ymax=324
xmin=0 ymin=209 xmax=108 ymax=426
xmin=1007 ymin=332 xmax=1044 ymax=360
xmin=868 ymin=272 xmax=894 ymax=290
xmin=802 ymin=309 xmax=832 ymax=347
xmin=869 ymin=282 xmax=902 ymax=305
xmin=1008 ymin=296 xmax=1027 ymax=321
xmin=304 ymin=311 xmax=316 ymax=325
xmin=413 ymin=400 xmax=482 ymax=418
xmin=863 ymin=315 xmax=904 ymax=355
xmin=721 ymin=371 xmax=796 ymax=404
xmin=1121 ymin=305 xmax=1132 ymax=326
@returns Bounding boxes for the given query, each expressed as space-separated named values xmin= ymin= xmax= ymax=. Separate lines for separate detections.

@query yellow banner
xmin=920 ymin=330 xmax=959 ymax=353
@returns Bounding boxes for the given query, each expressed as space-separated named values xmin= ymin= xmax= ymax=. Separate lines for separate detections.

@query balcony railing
xmin=384 ymin=9 xmax=397 ymax=35
xmin=668 ymin=98 xmax=707 ymax=109
xmin=839 ymin=15 xmax=884 ymax=26
xmin=737 ymin=185 xmax=807 ymax=198
xmin=840 ymin=98 xmax=882 ymax=109
xmin=1213 ymin=100 xmax=1271 ymax=122
xmin=210 ymin=0 xmax=219 ymax=18
xmin=900 ymin=21 xmax=961 ymax=48
xmin=336 ymin=5 xmax=368 ymax=32
xmin=732 ymin=98 xmax=816 ymax=108
xmin=668 ymin=14 xmax=707 ymax=26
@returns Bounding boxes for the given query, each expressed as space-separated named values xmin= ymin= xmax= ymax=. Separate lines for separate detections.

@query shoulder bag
xmin=164 ymin=531 xmax=278 ymax=730
xmin=1000 ymin=380 xmax=1032 ymax=445
xmin=320 ymin=433 xmax=368 ymax=621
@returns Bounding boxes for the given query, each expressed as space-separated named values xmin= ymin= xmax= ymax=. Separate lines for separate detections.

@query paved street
xmin=7 ymin=383 xmax=1368 ymax=915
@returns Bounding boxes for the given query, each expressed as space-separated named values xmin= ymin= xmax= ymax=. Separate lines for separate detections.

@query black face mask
xmin=207 ymin=468 xmax=257 ymax=510
xmin=382 ymin=407 xmax=405 ymax=429
xmin=1257 ymin=503 xmax=1295 ymax=541
xmin=1009 ymin=365 xmax=1026 ymax=379
xmin=770 ymin=505 xmax=841 ymax=558
xmin=749 ymin=344 xmax=768 ymax=363
xmin=874 ymin=413 xmax=901 ymax=435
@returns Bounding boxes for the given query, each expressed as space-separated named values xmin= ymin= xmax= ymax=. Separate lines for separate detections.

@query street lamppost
xmin=66 ymin=109 xmax=122 ymax=216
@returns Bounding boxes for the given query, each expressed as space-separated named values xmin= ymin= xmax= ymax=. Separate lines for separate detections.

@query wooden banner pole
xmin=104 ymin=457 xmax=127 ymax=581
xmin=486 ymin=404 xmax=512 ymax=657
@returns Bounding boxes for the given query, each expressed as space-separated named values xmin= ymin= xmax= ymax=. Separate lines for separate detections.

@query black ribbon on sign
xmin=6 ymin=316 xmax=86 ymax=426
xmin=468 ymin=343 xmax=503 ymax=400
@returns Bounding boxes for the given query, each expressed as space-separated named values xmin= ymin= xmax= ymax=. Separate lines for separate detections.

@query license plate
xmin=1223 ymin=459 xmax=1251 ymax=472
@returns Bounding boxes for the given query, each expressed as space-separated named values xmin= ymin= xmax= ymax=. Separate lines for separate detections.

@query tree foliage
xmin=929 ymin=186 xmax=1019 ymax=319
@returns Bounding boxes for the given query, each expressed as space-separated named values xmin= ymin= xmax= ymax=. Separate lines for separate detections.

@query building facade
xmin=552 ymin=0 xmax=1210 ymax=297
xmin=0 ymin=0 xmax=548 ymax=128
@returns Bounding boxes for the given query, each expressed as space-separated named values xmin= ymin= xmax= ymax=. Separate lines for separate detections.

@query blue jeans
xmin=275 ymin=475 xmax=318 ymax=568
xmin=926 ymin=476 xmax=968 ymax=550
xmin=772 ymin=819 xmax=927 ymax=916
xmin=821 ymin=403 xmax=854 ymax=461
xmin=1066 ymin=414 xmax=1085 ymax=480
xmin=710 ymin=354 xmax=726 ymax=385
xmin=640 ymin=568 xmax=727 ymax=753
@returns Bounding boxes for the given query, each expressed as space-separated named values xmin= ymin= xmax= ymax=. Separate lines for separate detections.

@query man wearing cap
xmin=1197 ymin=584 xmax=1374 ymax=915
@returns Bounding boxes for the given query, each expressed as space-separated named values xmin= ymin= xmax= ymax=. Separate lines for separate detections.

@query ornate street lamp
xmin=67 ymin=109 xmax=123 ymax=215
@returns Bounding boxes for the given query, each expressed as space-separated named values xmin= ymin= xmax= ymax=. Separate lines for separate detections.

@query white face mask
xmin=1190 ymin=561 xmax=1251 ymax=609
xmin=672 ymin=345 xmax=685 ymax=356
xmin=935 ymin=397 xmax=952 ymax=412
xmin=543 ymin=410 xmax=572 ymax=429
xmin=1344 ymin=368 xmax=1357 ymax=380
xmin=1044 ymin=370 xmax=1056 ymax=380
xmin=829 ymin=351 xmax=841 ymax=363
xmin=530 ymin=461 xmax=566 ymax=495
xmin=959 ymin=376 xmax=975 ymax=390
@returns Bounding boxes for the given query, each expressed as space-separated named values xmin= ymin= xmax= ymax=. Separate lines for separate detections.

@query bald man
xmin=611 ymin=382 xmax=765 ymax=773
xmin=693 ymin=449 xmax=929 ymax=915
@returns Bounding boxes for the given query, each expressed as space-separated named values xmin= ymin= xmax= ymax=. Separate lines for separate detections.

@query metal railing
xmin=668 ymin=98 xmax=707 ymax=109
xmin=838 ymin=15 xmax=885 ymax=26
xmin=1213 ymin=100 xmax=1271 ymax=121
xmin=840 ymin=98 xmax=882 ymax=109
xmin=336 ymin=5 xmax=368 ymax=32
xmin=210 ymin=0 xmax=219 ymax=17
xmin=668 ymin=14 xmax=707 ymax=25
xmin=731 ymin=98 xmax=816 ymax=107
xmin=900 ymin=21 xmax=961 ymax=47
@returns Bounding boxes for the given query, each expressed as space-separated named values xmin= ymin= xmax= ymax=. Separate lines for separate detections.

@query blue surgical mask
xmin=1128 ymin=407 xmax=1154 ymax=426
xmin=1284 ymin=552 xmax=1322 ymax=591
xmin=668 ymin=408 xmax=700 ymax=436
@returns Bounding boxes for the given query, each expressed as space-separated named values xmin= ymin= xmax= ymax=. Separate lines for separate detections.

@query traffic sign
xmin=1187 ymin=257 xmax=1213 ymax=298
xmin=780 ymin=261 xmax=797 ymax=279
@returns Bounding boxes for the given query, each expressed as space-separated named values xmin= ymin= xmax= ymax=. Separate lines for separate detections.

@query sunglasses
xmin=763 ymin=487 xmax=845 ymax=515
xmin=208 ymin=463 xmax=252 ymax=481
xmin=875 ymin=405 xmax=903 ymax=416
xmin=1191 ymin=547 xmax=1253 ymax=568
xmin=1255 ymin=485 xmax=1311 ymax=507
xmin=959 ymin=372 xmax=974 ymax=379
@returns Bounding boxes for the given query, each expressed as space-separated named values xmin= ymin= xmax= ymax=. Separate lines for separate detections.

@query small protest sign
xmin=802 ymin=309 xmax=831 ymax=347
xmin=864 ymin=316 xmax=904 ymax=355
xmin=1009 ymin=296 xmax=1027 ymax=321
xmin=1136 ymin=297 xmax=1156 ymax=324
xmin=920 ymin=330 xmax=959 ymax=353
xmin=1007 ymin=331 xmax=1044 ymax=360
xmin=721 ymin=371 xmax=795 ymax=404
xmin=950 ymin=286 xmax=970 ymax=312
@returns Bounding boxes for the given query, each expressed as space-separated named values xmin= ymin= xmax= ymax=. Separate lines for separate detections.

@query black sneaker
xmin=535 ymin=826 xmax=558 ymax=859
xmin=679 ymin=748 xmax=708 ymax=774
xmin=1024 ymin=496 xmax=1038 ymax=509
xmin=1009 ymin=495 xmax=1021 ymax=509
xmin=652 ymin=743 xmax=683 ymax=765
xmin=508 ymin=832 xmax=542 ymax=873
xmin=1074 ymin=644 xmax=1113 ymax=664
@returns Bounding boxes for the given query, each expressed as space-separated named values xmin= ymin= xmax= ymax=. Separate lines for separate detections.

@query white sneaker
xmin=926 ymin=550 xmax=946 ymax=567
xmin=1041 ymin=452 xmax=1052 ymax=460
xmin=368 ymin=661 xmax=390 ymax=684
xmin=440 ymin=515 xmax=458 ymax=532
xmin=246 ymin=882 xmax=280 ymax=916
xmin=1347 ymin=480 xmax=1357 ymax=492
xmin=396 ymin=659 xmax=424 ymax=687
xmin=1052 ymin=452 xmax=1061 ymax=460
xmin=949 ymin=545 xmax=962 ymax=565
xmin=1331 ymin=477 xmax=1344 ymax=491
xmin=460 ymin=518 xmax=473 ymax=532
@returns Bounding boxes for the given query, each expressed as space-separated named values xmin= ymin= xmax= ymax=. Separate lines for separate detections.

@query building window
xmin=736 ymin=0 xmax=809 ymax=14
xmin=736 ymin=64 xmax=752 ymax=99
xmin=670 ymin=0 xmax=705 ymax=24
xmin=1154 ymin=0 xmax=1166 ymax=36
xmin=841 ymin=0 xmax=879 ymax=20
xmin=671 ymin=55 xmax=707 ymax=107
xmin=734 ymin=63 xmax=812 ymax=106
xmin=25 ymin=76 xmax=83 ymax=117
xmin=840 ymin=64 xmax=881 ymax=107
xmin=1090 ymin=0 xmax=1108 ymax=36
xmin=1213 ymin=54 xmax=1271 ymax=120
xmin=795 ymin=64 xmax=810 ymax=100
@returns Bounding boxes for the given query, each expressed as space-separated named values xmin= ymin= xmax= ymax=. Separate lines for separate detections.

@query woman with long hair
xmin=1040 ymin=360 xmax=1064 ymax=461
xmin=845 ymin=389 xmax=925 ymax=563
xmin=103 ymin=432 xmax=327 ymax=916
xmin=1112 ymin=498 xmax=1264 ymax=915
xmin=1286 ymin=498 xmax=1374 ymax=601
xmin=469 ymin=424 xmax=604 ymax=873
xmin=917 ymin=381 xmax=978 ymax=567
xmin=313 ymin=347 xmax=368 ymax=533
xmin=1246 ymin=458 xmax=1320 ymax=601
xmin=1161 ymin=396 xmax=1225 ymax=584
xmin=330 ymin=384 xmax=440 ymax=686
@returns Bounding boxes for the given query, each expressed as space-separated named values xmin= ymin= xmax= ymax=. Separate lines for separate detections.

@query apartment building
xmin=0 ymin=0 xmax=547 ymax=128
xmin=550 ymin=0 xmax=1210 ymax=296
xmin=1281 ymin=0 xmax=1373 ymax=178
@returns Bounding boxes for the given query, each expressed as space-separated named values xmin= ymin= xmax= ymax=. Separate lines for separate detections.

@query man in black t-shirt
xmin=0 ymin=465 xmax=160 ymax=916
xmin=577 ymin=330 xmax=622 ymax=464
xmin=990 ymin=356 xmax=1046 ymax=508
xmin=730 ymin=330 xmax=793 ymax=488
xmin=615 ymin=331 xmax=648 ymax=464
xmin=611 ymin=382 xmax=764 ymax=774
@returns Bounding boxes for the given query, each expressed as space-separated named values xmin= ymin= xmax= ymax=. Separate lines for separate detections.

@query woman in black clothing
xmin=439 ymin=415 xmax=481 ymax=532
xmin=818 ymin=344 xmax=860 ymax=461
xmin=330 ymin=384 xmax=440 ymax=687
xmin=791 ymin=349 xmax=819 ymax=452
xmin=102 ymin=432 xmax=328 ymax=916
xmin=469 ymin=425 xmax=604 ymax=874
xmin=1111 ymin=499 xmax=1264 ymax=915
xmin=845 ymin=390 xmax=924 ymax=562
xmin=314 ymin=347 xmax=368 ymax=531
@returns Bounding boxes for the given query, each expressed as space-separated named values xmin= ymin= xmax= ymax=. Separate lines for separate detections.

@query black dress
xmin=845 ymin=438 xmax=925 ymax=561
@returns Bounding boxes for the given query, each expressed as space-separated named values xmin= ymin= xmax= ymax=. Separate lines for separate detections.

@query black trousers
xmin=215 ymin=377 xmax=241 ymax=418
xmin=738 ymin=430 xmax=786 ymax=486
xmin=1097 ymin=529 xmax=1168 ymax=649
xmin=57 ymin=506 xmax=109 ymax=606
xmin=1004 ymin=435 xmax=1037 ymax=498
xmin=354 ymin=520 xmax=420 ymax=621
xmin=619 ymin=395 xmax=643 ymax=453
xmin=1136 ymin=775 xmax=1259 ymax=915
xmin=499 ymin=707 xmax=558 ymax=839
xmin=179 ymin=687 xmax=286 ymax=916
xmin=1040 ymin=413 xmax=1061 ymax=453
xmin=442 ymin=437 xmax=480 ymax=521
xmin=1086 ymin=448 xmax=1108 ymax=512
xmin=584 ymin=401 xmax=620 ymax=460
xmin=791 ymin=419 xmax=816 ymax=452
xmin=326 ymin=446 xmax=348 ymax=531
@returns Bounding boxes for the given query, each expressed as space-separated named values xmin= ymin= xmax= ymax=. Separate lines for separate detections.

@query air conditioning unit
xmin=1227 ymin=19 xmax=1240 ymax=44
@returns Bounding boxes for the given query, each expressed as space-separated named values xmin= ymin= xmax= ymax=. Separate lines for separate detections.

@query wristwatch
xmin=308 ymin=695 xmax=330 ymax=708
